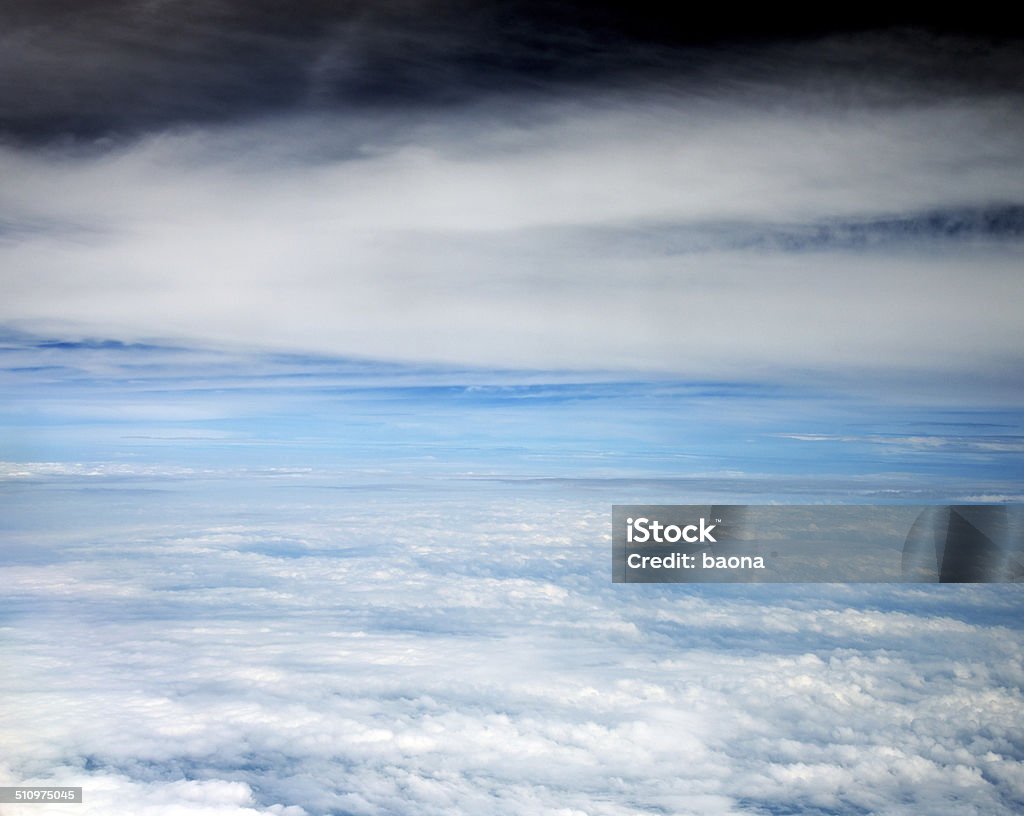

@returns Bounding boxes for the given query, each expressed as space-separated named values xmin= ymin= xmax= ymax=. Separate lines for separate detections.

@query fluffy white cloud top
xmin=2 ymin=473 xmax=1022 ymax=815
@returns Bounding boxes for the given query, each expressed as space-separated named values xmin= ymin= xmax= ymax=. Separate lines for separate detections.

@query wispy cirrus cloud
xmin=779 ymin=432 xmax=1024 ymax=454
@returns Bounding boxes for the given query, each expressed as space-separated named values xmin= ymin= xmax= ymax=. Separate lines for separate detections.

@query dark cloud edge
xmin=2 ymin=3 xmax=1023 ymax=145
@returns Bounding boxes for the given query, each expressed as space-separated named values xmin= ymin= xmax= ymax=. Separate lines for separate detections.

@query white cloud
xmin=1 ymin=83 xmax=1022 ymax=381
xmin=1 ymin=476 xmax=1022 ymax=814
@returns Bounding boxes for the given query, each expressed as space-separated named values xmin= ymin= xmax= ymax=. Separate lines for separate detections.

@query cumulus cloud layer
xmin=1 ymin=473 xmax=1023 ymax=815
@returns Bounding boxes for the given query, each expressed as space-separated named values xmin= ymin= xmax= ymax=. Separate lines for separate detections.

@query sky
xmin=1 ymin=4 xmax=1023 ymax=815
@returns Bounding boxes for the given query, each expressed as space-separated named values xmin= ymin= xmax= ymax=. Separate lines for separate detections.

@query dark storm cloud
xmin=2 ymin=2 xmax=1023 ymax=144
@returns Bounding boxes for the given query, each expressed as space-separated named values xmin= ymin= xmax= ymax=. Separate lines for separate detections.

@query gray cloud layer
xmin=2 ymin=72 xmax=1022 ymax=382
